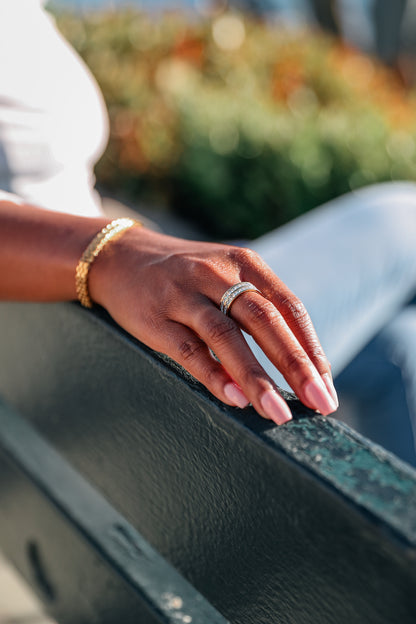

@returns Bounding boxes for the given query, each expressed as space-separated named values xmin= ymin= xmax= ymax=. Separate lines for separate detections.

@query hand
xmin=89 ymin=227 xmax=338 ymax=425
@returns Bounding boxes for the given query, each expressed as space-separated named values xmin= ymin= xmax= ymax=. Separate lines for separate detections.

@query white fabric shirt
xmin=0 ymin=1 xmax=109 ymax=215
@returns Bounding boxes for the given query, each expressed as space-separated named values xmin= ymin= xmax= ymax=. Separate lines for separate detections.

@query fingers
xmin=173 ymin=281 xmax=337 ymax=419
xmin=90 ymin=227 xmax=335 ymax=425
xmin=265 ymin=288 xmax=339 ymax=408
xmin=168 ymin=270 xmax=336 ymax=419
xmin=160 ymin=321 xmax=250 ymax=411
xmin=243 ymin=257 xmax=331 ymax=372
xmin=228 ymin=248 xmax=338 ymax=409
xmin=179 ymin=305 xmax=294 ymax=424
xmin=227 ymin=291 xmax=337 ymax=414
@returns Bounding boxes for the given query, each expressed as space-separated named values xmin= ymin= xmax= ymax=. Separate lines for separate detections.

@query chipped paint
xmin=267 ymin=410 xmax=416 ymax=544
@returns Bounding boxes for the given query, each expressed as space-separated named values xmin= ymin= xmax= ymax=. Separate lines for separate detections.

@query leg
xmin=336 ymin=308 xmax=416 ymax=466
xmin=248 ymin=181 xmax=416 ymax=464
xmin=249 ymin=181 xmax=416 ymax=384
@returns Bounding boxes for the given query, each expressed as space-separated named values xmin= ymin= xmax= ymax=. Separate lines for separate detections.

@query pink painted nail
xmin=303 ymin=377 xmax=337 ymax=415
xmin=322 ymin=373 xmax=339 ymax=408
xmin=260 ymin=389 xmax=292 ymax=425
xmin=224 ymin=382 xmax=250 ymax=408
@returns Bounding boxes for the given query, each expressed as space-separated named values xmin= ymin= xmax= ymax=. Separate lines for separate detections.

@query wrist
xmin=75 ymin=218 xmax=142 ymax=308
xmin=86 ymin=222 xmax=149 ymax=309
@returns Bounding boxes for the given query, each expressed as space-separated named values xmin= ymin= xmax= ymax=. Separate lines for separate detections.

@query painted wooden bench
xmin=0 ymin=301 xmax=416 ymax=623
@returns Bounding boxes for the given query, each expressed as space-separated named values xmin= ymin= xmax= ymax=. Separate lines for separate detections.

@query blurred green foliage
xmin=57 ymin=9 xmax=416 ymax=238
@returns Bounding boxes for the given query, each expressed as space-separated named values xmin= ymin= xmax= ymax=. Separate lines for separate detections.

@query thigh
xmin=336 ymin=311 xmax=416 ymax=467
xmin=249 ymin=182 xmax=416 ymax=383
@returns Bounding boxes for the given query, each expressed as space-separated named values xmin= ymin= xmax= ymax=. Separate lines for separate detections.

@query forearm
xmin=0 ymin=195 xmax=338 ymax=421
xmin=0 ymin=198 xmax=107 ymax=301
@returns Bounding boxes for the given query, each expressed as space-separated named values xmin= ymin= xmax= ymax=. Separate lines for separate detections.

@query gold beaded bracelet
xmin=75 ymin=217 xmax=142 ymax=308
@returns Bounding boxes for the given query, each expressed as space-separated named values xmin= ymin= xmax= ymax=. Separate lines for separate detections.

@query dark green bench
xmin=0 ymin=301 xmax=416 ymax=623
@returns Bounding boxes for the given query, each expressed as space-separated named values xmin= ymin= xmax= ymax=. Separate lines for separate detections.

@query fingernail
xmin=303 ymin=377 xmax=337 ymax=415
xmin=224 ymin=382 xmax=250 ymax=408
xmin=260 ymin=389 xmax=292 ymax=425
xmin=322 ymin=372 xmax=339 ymax=408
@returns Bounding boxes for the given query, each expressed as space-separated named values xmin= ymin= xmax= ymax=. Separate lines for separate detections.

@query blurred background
xmin=3 ymin=4 xmax=416 ymax=619
xmin=47 ymin=0 xmax=416 ymax=239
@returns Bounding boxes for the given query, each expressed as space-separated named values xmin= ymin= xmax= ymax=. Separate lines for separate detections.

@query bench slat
xmin=0 ymin=397 xmax=228 ymax=624
xmin=0 ymin=301 xmax=416 ymax=623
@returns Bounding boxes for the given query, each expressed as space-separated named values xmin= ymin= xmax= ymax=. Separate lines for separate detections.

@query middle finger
xmin=185 ymin=302 xmax=294 ymax=423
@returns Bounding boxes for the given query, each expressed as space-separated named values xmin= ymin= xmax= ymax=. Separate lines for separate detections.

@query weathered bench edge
xmin=85 ymin=302 xmax=416 ymax=548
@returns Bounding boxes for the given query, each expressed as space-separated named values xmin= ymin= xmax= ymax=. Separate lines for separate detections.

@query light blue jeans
xmin=249 ymin=182 xmax=416 ymax=466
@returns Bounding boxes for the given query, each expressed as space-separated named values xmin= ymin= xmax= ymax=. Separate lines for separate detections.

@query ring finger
xmin=181 ymin=301 xmax=295 ymax=423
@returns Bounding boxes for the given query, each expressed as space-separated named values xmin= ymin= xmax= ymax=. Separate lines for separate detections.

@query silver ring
xmin=220 ymin=282 xmax=261 ymax=316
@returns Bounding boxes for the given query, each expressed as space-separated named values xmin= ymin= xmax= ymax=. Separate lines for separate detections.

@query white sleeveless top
xmin=0 ymin=1 xmax=109 ymax=215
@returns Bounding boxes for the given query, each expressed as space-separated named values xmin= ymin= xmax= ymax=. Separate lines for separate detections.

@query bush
xmin=56 ymin=9 xmax=416 ymax=238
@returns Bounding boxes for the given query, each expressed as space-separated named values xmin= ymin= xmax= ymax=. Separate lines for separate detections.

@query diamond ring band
xmin=220 ymin=282 xmax=262 ymax=316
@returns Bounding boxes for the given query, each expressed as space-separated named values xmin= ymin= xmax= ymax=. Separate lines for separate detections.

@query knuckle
xmin=241 ymin=247 xmax=259 ymax=262
xmin=246 ymin=298 xmax=280 ymax=328
xmin=280 ymin=296 xmax=308 ymax=322
xmin=230 ymin=246 xmax=259 ymax=267
xmin=240 ymin=365 xmax=266 ymax=387
xmin=282 ymin=349 xmax=310 ymax=375
xmin=309 ymin=343 xmax=326 ymax=360
xmin=177 ymin=338 xmax=204 ymax=362
xmin=204 ymin=365 xmax=224 ymax=388
xmin=309 ymin=347 xmax=329 ymax=370
xmin=205 ymin=316 xmax=238 ymax=346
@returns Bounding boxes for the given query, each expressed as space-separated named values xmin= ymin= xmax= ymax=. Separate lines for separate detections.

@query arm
xmin=0 ymin=197 xmax=338 ymax=424
xmin=0 ymin=196 xmax=107 ymax=301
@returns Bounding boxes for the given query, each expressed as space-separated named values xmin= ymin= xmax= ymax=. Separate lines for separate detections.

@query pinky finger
xmin=162 ymin=321 xmax=250 ymax=409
